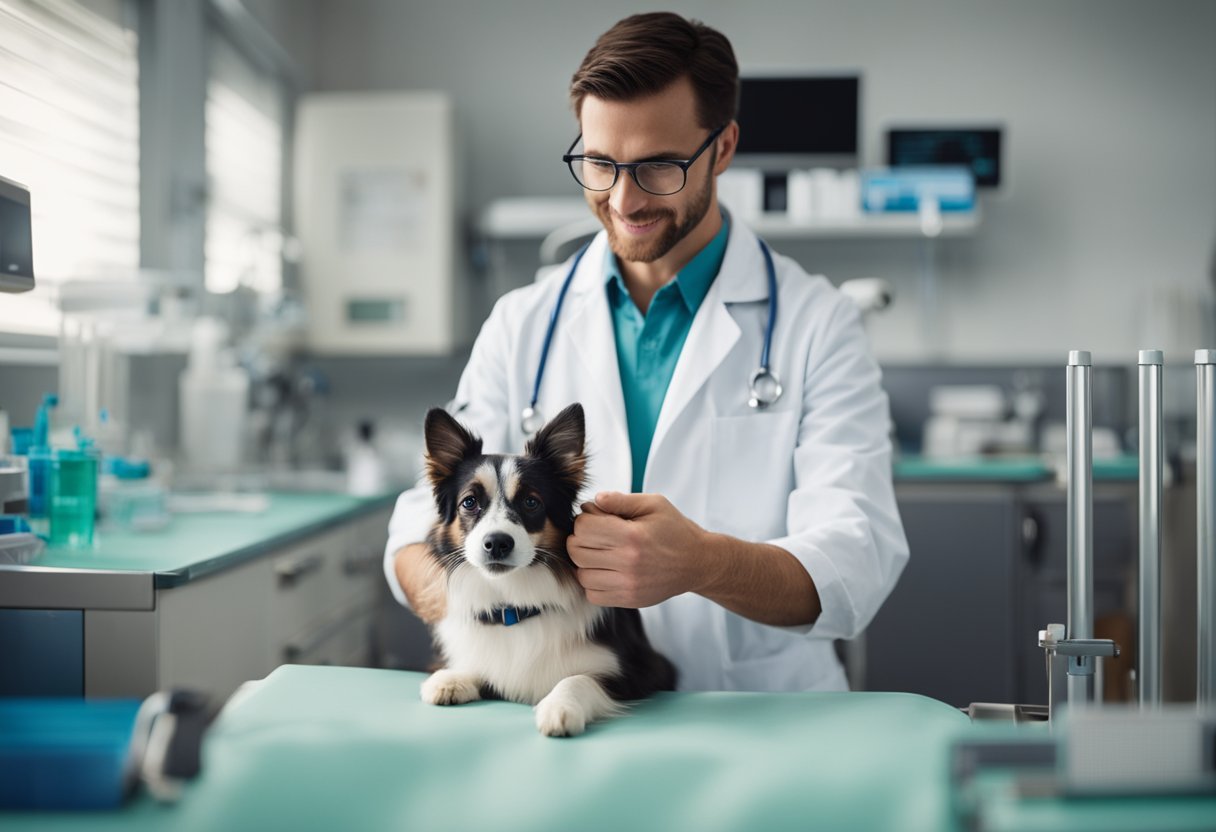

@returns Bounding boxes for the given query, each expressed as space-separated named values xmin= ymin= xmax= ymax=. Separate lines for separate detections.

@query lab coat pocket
xmin=708 ymin=410 xmax=799 ymax=542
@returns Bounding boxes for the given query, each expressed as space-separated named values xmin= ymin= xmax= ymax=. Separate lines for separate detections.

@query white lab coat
xmin=383 ymin=218 xmax=909 ymax=692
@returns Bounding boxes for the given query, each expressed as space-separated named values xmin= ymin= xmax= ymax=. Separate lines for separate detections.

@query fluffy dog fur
xmin=418 ymin=403 xmax=676 ymax=736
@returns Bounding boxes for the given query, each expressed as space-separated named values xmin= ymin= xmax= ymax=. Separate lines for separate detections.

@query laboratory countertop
xmin=893 ymin=454 xmax=1139 ymax=484
xmin=20 ymin=490 xmax=399 ymax=588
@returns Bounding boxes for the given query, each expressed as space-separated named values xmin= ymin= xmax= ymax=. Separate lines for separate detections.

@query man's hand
xmin=394 ymin=542 xmax=447 ymax=623
xmin=568 ymin=491 xmax=822 ymax=627
xmin=567 ymin=492 xmax=715 ymax=608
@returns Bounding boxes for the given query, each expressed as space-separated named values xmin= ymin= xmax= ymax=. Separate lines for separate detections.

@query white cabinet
xmin=295 ymin=92 xmax=467 ymax=354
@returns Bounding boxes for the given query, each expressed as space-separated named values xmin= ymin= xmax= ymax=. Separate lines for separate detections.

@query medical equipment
xmin=951 ymin=350 xmax=1216 ymax=827
xmin=0 ymin=689 xmax=210 ymax=810
xmin=295 ymin=92 xmax=466 ymax=355
xmin=887 ymin=127 xmax=1003 ymax=189
xmin=1036 ymin=351 xmax=1121 ymax=720
xmin=520 ymin=236 xmax=783 ymax=435
xmin=1139 ymin=350 xmax=1163 ymax=706
xmin=0 ymin=175 xmax=33 ymax=293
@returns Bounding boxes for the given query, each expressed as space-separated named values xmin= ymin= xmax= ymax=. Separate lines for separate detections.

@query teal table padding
xmin=0 ymin=665 xmax=972 ymax=832
xmin=28 ymin=492 xmax=396 ymax=587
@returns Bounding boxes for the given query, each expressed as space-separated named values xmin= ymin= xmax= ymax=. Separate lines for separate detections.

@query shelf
xmin=478 ymin=196 xmax=980 ymax=241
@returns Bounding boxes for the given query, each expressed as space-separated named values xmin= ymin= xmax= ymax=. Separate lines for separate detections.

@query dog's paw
xmin=534 ymin=692 xmax=588 ymax=737
xmin=420 ymin=670 xmax=482 ymax=706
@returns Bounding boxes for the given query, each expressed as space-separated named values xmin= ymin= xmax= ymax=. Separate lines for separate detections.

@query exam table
xmin=6 ymin=665 xmax=965 ymax=831
xmin=5 ymin=664 xmax=1216 ymax=831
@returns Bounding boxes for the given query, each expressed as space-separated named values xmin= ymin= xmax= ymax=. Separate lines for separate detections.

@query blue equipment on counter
xmin=861 ymin=166 xmax=976 ymax=212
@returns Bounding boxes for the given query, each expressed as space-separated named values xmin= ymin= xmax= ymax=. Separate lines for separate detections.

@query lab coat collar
xmin=561 ymin=211 xmax=770 ymax=491
xmin=716 ymin=213 xmax=770 ymax=304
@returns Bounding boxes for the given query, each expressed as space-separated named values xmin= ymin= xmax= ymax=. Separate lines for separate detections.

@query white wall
xmin=252 ymin=0 xmax=1216 ymax=366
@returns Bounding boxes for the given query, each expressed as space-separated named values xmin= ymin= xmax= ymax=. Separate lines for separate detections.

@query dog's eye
xmin=522 ymin=495 xmax=542 ymax=512
xmin=460 ymin=496 xmax=478 ymax=512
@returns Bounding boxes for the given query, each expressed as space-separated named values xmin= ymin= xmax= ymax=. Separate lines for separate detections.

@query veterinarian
xmin=384 ymin=12 xmax=909 ymax=692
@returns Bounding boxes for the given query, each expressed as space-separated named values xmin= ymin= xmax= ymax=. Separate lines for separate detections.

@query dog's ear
xmin=525 ymin=403 xmax=586 ymax=487
xmin=424 ymin=408 xmax=482 ymax=486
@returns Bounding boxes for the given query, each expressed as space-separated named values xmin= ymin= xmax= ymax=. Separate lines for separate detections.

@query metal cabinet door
xmin=865 ymin=486 xmax=1018 ymax=707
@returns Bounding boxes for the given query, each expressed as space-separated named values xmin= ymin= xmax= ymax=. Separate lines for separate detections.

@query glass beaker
xmin=48 ymin=449 xmax=99 ymax=548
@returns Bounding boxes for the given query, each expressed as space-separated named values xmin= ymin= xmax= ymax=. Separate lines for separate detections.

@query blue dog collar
xmin=475 ymin=606 xmax=543 ymax=627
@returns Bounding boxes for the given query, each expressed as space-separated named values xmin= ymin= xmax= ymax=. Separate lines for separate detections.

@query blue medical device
xmin=520 ymin=236 xmax=782 ymax=436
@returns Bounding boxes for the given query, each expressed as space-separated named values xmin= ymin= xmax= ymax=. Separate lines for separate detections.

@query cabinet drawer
xmin=280 ymin=602 xmax=374 ymax=667
xmin=269 ymin=528 xmax=346 ymax=644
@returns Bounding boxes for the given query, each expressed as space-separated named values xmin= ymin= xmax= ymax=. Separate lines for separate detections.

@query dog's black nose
xmin=482 ymin=532 xmax=515 ymax=561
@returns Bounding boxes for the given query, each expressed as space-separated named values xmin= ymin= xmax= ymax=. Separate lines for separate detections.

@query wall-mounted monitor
xmin=886 ymin=127 xmax=1003 ymax=189
xmin=734 ymin=74 xmax=861 ymax=171
xmin=0 ymin=176 xmax=34 ymax=293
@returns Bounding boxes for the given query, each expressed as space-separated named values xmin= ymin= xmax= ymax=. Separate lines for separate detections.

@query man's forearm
xmin=394 ymin=542 xmax=447 ymax=623
xmin=693 ymin=533 xmax=821 ymax=628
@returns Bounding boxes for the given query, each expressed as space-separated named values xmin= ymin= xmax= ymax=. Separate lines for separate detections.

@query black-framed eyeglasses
xmin=562 ymin=124 xmax=726 ymax=196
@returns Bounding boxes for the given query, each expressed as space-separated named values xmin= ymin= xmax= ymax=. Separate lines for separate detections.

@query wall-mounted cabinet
xmin=295 ymin=92 xmax=468 ymax=355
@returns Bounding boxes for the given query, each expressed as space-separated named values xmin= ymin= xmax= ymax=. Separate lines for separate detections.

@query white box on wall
xmin=295 ymin=92 xmax=464 ymax=355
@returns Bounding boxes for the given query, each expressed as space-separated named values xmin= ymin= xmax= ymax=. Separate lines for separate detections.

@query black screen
xmin=887 ymin=128 xmax=1003 ymax=188
xmin=0 ymin=188 xmax=34 ymax=289
xmin=736 ymin=76 xmax=859 ymax=156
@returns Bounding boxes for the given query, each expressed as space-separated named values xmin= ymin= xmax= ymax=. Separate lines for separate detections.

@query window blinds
xmin=204 ymin=31 xmax=283 ymax=295
xmin=0 ymin=0 xmax=139 ymax=333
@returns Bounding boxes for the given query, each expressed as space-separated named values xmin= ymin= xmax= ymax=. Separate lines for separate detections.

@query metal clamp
xmin=1039 ymin=623 xmax=1120 ymax=722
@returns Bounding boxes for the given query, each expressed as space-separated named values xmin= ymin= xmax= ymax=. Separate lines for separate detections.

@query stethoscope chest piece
xmin=520 ymin=406 xmax=546 ymax=437
xmin=748 ymin=367 xmax=783 ymax=409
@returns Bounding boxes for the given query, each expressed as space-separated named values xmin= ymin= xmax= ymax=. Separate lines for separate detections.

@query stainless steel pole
xmin=1067 ymin=351 xmax=1094 ymax=707
xmin=1197 ymin=350 xmax=1216 ymax=705
xmin=1139 ymin=350 xmax=1163 ymax=707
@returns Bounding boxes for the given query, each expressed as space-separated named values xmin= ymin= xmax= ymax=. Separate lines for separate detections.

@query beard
xmin=597 ymin=163 xmax=715 ymax=265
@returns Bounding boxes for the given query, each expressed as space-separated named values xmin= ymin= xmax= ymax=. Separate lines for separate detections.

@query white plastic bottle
xmin=178 ymin=318 xmax=250 ymax=474
xmin=346 ymin=420 xmax=386 ymax=497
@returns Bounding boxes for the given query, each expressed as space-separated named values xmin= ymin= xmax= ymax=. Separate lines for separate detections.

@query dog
xmin=417 ymin=402 xmax=677 ymax=736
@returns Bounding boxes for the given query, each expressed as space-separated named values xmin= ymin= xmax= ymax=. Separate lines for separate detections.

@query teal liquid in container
xmin=49 ymin=449 xmax=99 ymax=548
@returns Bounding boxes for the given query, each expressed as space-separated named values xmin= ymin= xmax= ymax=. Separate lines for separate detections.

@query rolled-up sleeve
xmin=767 ymin=295 xmax=909 ymax=640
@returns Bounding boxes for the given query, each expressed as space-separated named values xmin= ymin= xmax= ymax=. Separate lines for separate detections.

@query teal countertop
xmin=29 ymin=491 xmax=398 ymax=588
xmin=894 ymin=454 xmax=1139 ymax=483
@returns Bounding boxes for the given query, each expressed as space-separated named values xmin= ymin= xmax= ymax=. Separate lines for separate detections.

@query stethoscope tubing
xmin=525 ymin=235 xmax=779 ymax=431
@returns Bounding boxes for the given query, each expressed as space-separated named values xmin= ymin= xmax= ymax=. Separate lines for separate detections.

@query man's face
xmin=578 ymin=77 xmax=731 ymax=264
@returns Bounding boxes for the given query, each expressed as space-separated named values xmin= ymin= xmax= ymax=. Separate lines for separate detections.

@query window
xmin=0 ymin=0 xmax=139 ymax=334
xmin=204 ymin=31 xmax=285 ymax=296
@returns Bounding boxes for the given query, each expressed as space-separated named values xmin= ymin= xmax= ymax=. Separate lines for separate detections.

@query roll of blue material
xmin=0 ymin=698 xmax=141 ymax=810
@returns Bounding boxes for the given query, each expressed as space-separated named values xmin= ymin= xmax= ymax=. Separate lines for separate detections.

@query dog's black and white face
xmin=423 ymin=404 xmax=586 ymax=579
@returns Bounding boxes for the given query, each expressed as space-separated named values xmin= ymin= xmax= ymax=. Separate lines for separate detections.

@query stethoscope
xmin=520 ymin=237 xmax=782 ymax=436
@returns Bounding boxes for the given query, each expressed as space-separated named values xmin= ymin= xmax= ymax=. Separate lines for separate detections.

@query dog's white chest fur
xmin=435 ymin=564 xmax=620 ymax=704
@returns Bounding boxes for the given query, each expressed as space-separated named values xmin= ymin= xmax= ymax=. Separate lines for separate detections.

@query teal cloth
xmin=7 ymin=666 xmax=1215 ymax=831
xmin=607 ymin=216 xmax=730 ymax=492
xmin=0 ymin=665 xmax=973 ymax=831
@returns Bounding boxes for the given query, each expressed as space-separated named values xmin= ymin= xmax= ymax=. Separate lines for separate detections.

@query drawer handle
xmin=275 ymin=553 xmax=324 ymax=588
xmin=282 ymin=607 xmax=373 ymax=664
xmin=343 ymin=552 xmax=381 ymax=576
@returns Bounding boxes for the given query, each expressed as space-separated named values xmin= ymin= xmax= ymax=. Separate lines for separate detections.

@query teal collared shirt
xmin=606 ymin=217 xmax=731 ymax=492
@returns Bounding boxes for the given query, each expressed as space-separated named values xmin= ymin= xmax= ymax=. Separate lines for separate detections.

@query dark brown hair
xmin=569 ymin=12 xmax=739 ymax=130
